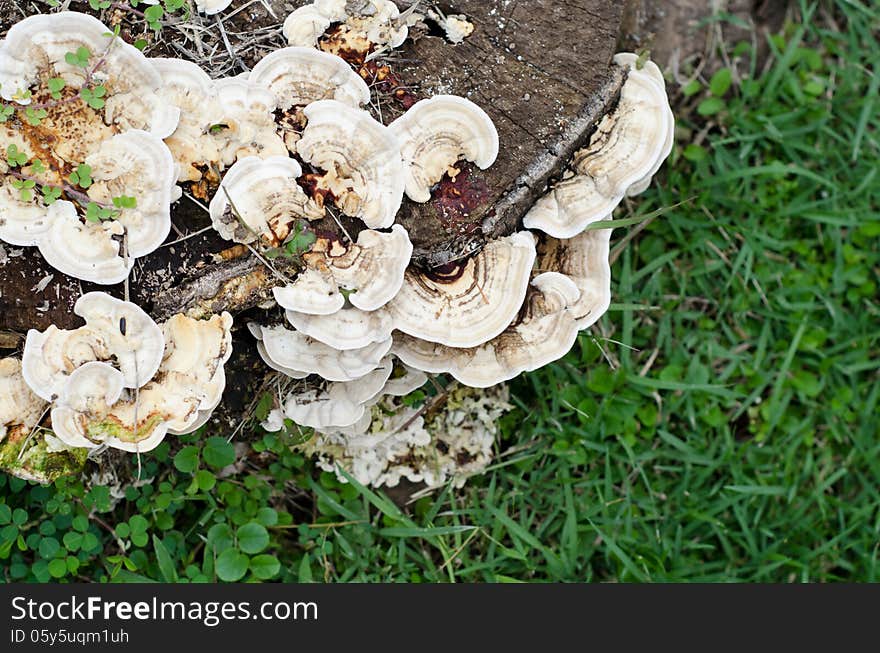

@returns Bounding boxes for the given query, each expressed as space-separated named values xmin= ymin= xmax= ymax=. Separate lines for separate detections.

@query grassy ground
xmin=1 ymin=0 xmax=878 ymax=583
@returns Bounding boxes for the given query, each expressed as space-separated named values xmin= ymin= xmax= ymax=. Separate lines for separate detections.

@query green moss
xmin=0 ymin=428 xmax=88 ymax=484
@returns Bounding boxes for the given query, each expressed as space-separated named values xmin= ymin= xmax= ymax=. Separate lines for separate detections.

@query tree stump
xmin=1 ymin=0 xmax=628 ymax=421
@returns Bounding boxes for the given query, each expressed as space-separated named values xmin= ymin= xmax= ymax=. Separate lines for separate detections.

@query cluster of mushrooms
xmin=0 ymin=3 xmax=673 ymax=488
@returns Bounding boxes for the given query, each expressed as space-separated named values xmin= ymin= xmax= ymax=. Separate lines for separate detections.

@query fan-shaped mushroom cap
xmin=258 ymin=324 xmax=392 ymax=382
xmin=22 ymin=292 xmax=164 ymax=401
xmin=0 ymin=358 xmax=47 ymax=441
xmin=153 ymin=312 xmax=234 ymax=430
xmin=152 ymin=58 xmax=224 ymax=183
xmin=283 ymin=5 xmax=335 ymax=47
xmin=613 ymin=54 xmax=675 ymax=197
xmin=381 ymin=362 xmax=428 ymax=397
xmin=393 ymin=272 xmax=582 ymax=388
xmin=250 ymin=47 xmax=371 ymax=110
xmin=0 ymin=12 xmax=179 ymax=138
xmin=195 ymin=0 xmax=233 ymax=16
xmin=284 ymin=306 xmax=395 ymax=350
xmin=273 ymin=269 xmax=343 ymax=316
xmin=84 ymin=129 xmax=176 ymax=256
xmin=386 ymin=232 xmax=537 ymax=348
xmin=281 ymin=359 xmax=393 ymax=430
xmin=538 ymin=229 xmax=612 ymax=329
xmin=209 ymin=156 xmax=323 ymax=245
xmin=249 ymin=321 xmax=309 ymax=380
xmin=274 ymin=224 xmax=413 ymax=315
xmin=36 ymin=203 xmax=131 ymax=285
xmin=523 ymin=53 xmax=673 ymax=238
xmin=214 ymin=77 xmax=287 ymax=164
xmin=389 ymin=95 xmax=499 ymax=203
xmin=48 ymin=312 xmax=233 ymax=452
xmin=50 ymin=361 xmax=130 ymax=450
xmin=284 ymin=0 xmax=407 ymax=50
xmin=296 ymin=100 xmax=405 ymax=229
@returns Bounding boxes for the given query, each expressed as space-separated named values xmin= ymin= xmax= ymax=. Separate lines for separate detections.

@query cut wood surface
xmin=0 ymin=0 xmax=625 ymax=334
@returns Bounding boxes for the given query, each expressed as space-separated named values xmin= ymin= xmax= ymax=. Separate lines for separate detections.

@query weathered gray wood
xmin=0 ymin=0 xmax=624 ymax=334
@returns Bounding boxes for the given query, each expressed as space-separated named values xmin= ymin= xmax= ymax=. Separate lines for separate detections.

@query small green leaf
xmin=697 ymin=97 xmax=725 ymax=116
xmin=47 ymin=558 xmax=68 ymax=578
xmin=254 ymin=392 xmax=274 ymax=422
xmin=112 ymin=195 xmax=137 ymax=209
xmin=195 ymin=469 xmax=216 ymax=491
xmin=681 ymin=79 xmax=702 ymax=97
xmin=6 ymin=144 xmax=29 ymax=167
xmin=249 ymin=554 xmax=280 ymax=580
xmin=207 ymin=523 xmax=234 ymax=553
xmin=173 ymin=445 xmax=200 ymax=473
xmin=47 ymin=77 xmax=66 ymax=99
xmin=255 ymin=507 xmax=278 ymax=527
xmin=215 ymin=549 xmax=249 ymax=582
xmin=236 ymin=522 xmax=269 ymax=554
xmin=63 ymin=531 xmax=83 ymax=552
xmin=128 ymin=515 xmax=148 ymax=535
xmin=682 ymin=144 xmax=707 ymax=162
xmin=38 ymin=537 xmax=61 ymax=559
xmin=42 ymin=185 xmax=62 ymax=205
xmin=709 ymin=68 xmax=733 ymax=97
xmin=203 ymin=436 xmax=235 ymax=470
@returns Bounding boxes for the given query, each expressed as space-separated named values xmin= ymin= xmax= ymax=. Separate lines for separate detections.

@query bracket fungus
xmin=296 ymin=100 xmax=405 ymax=229
xmin=152 ymin=57 xmax=224 ymax=184
xmin=0 ymin=12 xmax=180 ymax=283
xmin=22 ymin=292 xmax=164 ymax=402
xmin=257 ymin=324 xmax=392 ymax=382
xmin=194 ymin=0 xmax=234 ymax=16
xmin=284 ymin=0 xmax=408 ymax=56
xmin=278 ymin=359 xmax=394 ymax=431
xmin=386 ymin=232 xmax=537 ymax=348
xmin=523 ymin=52 xmax=674 ymax=238
xmin=48 ymin=311 xmax=233 ymax=452
xmin=135 ymin=60 xmax=287 ymax=191
xmin=393 ymin=272 xmax=583 ymax=388
xmin=284 ymin=305 xmax=396 ymax=351
xmin=209 ymin=155 xmax=323 ymax=245
xmin=0 ymin=357 xmax=47 ymax=442
xmin=249 ymin=47 xmax=371 ymax=111
xmin=273 ymin=224 xmax=413 ymax=314
xmin=389 ymin=95 xmax=499 ymax=203
xmin=537 ymin=229 xmax=613 ymax=330
xmin=213 ymin=77 xmax=288 ymax=164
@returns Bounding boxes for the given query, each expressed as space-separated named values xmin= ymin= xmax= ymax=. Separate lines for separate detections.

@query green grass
xmin=1 ymin=0 xmax=878 ymax=583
